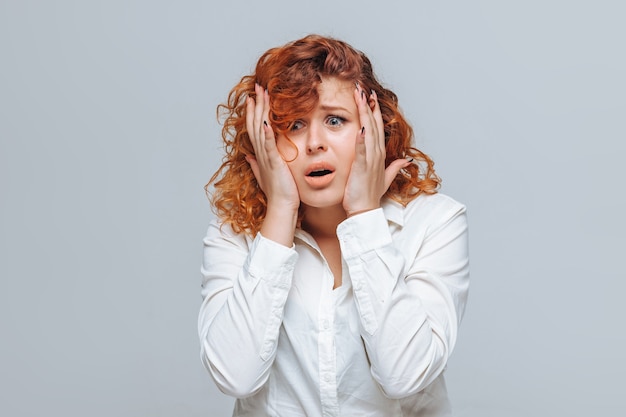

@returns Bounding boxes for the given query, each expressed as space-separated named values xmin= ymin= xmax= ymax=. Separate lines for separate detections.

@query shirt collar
xmin=294 ymin=199 xmax=405 ymax=245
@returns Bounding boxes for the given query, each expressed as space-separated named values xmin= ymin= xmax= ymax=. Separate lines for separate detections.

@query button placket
xmin=318 ymin=267 xmax=338 ymax=416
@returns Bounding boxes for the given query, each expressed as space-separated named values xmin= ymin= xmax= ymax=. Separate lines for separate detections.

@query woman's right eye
xmin=290 ymin=120 xmax=305 ymax=132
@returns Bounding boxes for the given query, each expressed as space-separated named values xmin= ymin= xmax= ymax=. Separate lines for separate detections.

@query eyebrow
xmin=318 ymin=104 xmax=350 ymax=113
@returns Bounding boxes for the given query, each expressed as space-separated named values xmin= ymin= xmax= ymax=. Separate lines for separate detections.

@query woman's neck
xmin=301 ymin=204 xmax=347 ymax=239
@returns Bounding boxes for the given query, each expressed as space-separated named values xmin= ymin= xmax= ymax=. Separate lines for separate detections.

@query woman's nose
xmin=305 ymin=125 xmax=327 ymax=154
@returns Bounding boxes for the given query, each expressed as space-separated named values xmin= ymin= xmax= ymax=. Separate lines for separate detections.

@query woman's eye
xmin=290 ymin=120 xmax=304 ymax=131
xmin=326 ymin=116 xmax=345 ymax=127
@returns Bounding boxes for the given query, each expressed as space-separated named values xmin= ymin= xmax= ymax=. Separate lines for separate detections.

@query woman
xmin=199 ymin=34 xmax=469 ymax=416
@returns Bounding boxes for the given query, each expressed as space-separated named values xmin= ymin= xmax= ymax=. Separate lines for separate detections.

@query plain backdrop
xmin=1 ymin=1 xmax=624 ymax=416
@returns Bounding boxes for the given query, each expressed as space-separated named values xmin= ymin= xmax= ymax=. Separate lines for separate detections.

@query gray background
xmin=1 ymin=1 xmax=624 ymax=416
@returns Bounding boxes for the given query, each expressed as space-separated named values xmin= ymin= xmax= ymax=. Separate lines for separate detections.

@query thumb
xmin=383 ymin=158 xmax=412 ymax=191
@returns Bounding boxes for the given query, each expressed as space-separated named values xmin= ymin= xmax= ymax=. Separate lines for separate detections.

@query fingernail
xmin=360 ymin=126 xmax=365 ymax=135
xmin=263 ymin=120 xmax=268 ymax=127
xmin=405 ymin=156 xmax=414 ymax=162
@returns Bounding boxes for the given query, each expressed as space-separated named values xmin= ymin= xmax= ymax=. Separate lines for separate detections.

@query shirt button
xmin=322 ymin=320 xmax=329 ymax=330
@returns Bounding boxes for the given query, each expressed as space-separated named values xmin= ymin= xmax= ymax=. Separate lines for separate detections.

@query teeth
xmin=309 ymin=170 xmax=332 ymax=177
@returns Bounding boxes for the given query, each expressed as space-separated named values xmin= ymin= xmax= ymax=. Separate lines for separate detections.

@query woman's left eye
xmin=326 ymin=116 xmax=345 ymax=127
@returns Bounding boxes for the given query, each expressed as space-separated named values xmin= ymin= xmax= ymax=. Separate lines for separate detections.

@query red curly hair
xmin=206 ymin=34 xmax=440 ymax=235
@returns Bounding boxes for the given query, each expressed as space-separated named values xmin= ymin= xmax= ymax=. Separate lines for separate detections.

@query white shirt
xmin=199 ymin=193 xmax=469 ymax=416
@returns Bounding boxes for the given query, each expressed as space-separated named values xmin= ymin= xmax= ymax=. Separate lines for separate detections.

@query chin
xmin=297 ymin=180 xmax=347 ymax=210
xmin=300 ymin=194 xmax=344 ymax=210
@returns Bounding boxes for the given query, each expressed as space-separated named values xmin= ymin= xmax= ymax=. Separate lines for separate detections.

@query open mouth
xmin=304 ymin=163 xmax=336 ymax=187
xmin=307 ymin=169 xmax=334 ymax=177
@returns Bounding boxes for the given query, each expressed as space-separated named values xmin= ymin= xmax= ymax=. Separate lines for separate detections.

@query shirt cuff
xmin=246 ymin=233 xmax=298 ymax=289
xmin=336 ymin=208 xmax=392 ymax=259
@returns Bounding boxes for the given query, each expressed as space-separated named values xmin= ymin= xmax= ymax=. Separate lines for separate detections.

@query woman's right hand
xmin=246 ymin=83 xmax=300 ymax=245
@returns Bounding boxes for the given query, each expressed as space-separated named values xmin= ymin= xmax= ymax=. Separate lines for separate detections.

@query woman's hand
xmin=246 ymin=83 xmax=300 ymax=245
xmin=342 ymin=85 xmax=411 ymax=217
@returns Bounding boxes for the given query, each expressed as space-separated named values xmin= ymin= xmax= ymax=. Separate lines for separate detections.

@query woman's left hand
xmin=343 ymin=85 xmax=411 ymax=217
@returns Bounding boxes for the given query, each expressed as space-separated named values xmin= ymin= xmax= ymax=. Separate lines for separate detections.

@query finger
xmin=245 ymin=154 xmax=263 ymax=189
xmin=246 ymin=96 xmax=258 ymax=150
xmin=254 ymin=83 xmax=264 ymax=126
xmin=261 ymin=120 xmax=279 ymax=160
xmin=370 ymin=90 xmax=386 ymax=153
xmin=253 ymin=84 xmax=266 ymax=149
xmin=351 ymin=87 xmax=367 ymax=165
xmin=261 ymin=91 xmax=275 ymax=150
xmin=352 ymin=125 xmax=366 ymax=166
xmin=355 ymin=84 xmax=381 ymax=159
xmin=355 ymin=83 xmax=373 ymax=117
xmin=259 ymin=90 xmax=284 ymax=170
xmin=383 ymin=158 xmax=412 ymax=191
xmin=354 ymin=84 xmax=372 ymax=135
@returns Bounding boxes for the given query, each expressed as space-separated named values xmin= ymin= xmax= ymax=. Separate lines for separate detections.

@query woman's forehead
xmin=316 ymin=77 xmax=355 ymax=104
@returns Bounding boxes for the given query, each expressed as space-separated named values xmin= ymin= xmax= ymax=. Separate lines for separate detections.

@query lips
xmin=305 ymin=162 xmax=335 ymax=177
xmin=304 ymin=162 xmax=336 ymax=188
xmin=308 ymin=169 xmax=333 ymax=177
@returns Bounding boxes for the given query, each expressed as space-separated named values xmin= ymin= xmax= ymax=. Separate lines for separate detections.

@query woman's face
xmin=276 ymin=77 xmax=359 ymax=210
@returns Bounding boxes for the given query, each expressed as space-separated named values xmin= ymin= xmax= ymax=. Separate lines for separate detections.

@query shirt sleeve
xmin=336 ymin=200 xmax=469 ymax=399
xmin=198 ymin=221 xmax=298 ymax=398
